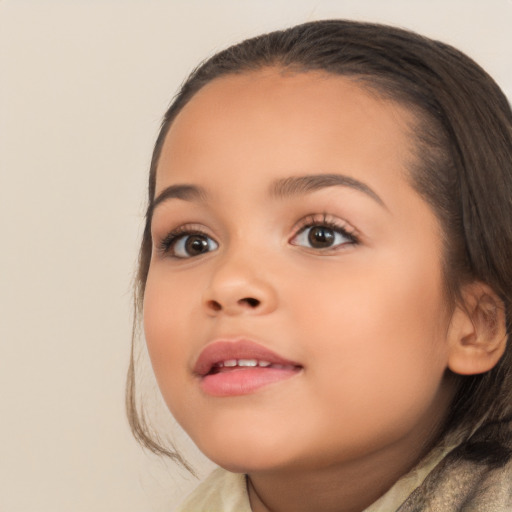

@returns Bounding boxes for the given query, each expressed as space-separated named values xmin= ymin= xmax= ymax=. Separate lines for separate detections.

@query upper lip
xmin=193 ymin=339 xmax=301 ymax=377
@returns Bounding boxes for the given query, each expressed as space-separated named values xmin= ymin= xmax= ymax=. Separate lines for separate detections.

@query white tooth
xmin=258 ymin=361 xmax=271 ymax=367
xmin=238 ymin=359 xmax=258 ymax=367
xmin=223 ymin=360 xmax=237 ymax=367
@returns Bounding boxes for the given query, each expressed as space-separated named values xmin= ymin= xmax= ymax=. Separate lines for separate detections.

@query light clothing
xmin=364 ymin=440 xmax=455 ymax=512
xmin=175 ymin=468 xmax=250 ymax=512
xmin=175 ymin=443 xmax=450 ymax=512
xmin=175 ymin=418 xmax=512 ymax=511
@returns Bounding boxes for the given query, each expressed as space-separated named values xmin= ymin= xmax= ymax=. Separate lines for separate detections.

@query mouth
xmin=209 ymin=359 xmax=297 ymax=374
xmin=194 ymin=339 xmax=302 ymax=397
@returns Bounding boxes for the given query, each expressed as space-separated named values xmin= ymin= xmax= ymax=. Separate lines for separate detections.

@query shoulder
xmin=174 ymin=467 xmax=252 ymax=512
xmin=399 ymin=421 xmax=512 ymax=511
xmin=400 ymin=456 xmax=512 ymax=511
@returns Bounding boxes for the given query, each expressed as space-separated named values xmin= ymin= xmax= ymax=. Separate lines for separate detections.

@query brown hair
xmin=126 ymin=19 xmax=512 ymax=466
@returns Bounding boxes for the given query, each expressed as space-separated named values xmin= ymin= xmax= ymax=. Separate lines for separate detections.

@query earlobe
xmin=447 ymin=283 xmax=508 ymax=376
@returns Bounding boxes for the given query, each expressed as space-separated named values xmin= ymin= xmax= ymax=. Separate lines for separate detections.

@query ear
xmin=447 ymin=282 xmax=507 ymax=376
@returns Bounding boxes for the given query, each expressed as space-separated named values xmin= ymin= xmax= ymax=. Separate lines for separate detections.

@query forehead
xmin=155 ymin=68 xmax=418 ymax=197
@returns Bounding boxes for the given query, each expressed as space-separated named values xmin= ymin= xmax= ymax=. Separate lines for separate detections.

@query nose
xmin=202 ymin=253 xmax=278 ymax=316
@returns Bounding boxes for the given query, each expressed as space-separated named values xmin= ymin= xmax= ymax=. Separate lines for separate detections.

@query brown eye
xmin=307 ymin=226 xmax=335 ymax=248
xmin=291 ymin=223 xmax=355 ymax=251
xmin=185 ymin=235 xmax=209 ymax=255
xmin=173 ymin=233 xmax=218 ymax=258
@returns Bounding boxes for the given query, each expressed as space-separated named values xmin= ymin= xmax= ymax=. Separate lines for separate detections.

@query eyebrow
xmin=151 ymin=184 xmax=208 ymax=212
xmin=151 ymin=172 xmax=386 ymax=213
xmin=270 ymin=173 xmax=386 ymax=208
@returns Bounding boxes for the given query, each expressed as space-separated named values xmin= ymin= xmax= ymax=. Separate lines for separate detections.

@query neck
xmin=247 ymin=433 xmax=435 ymax=512
xmin=245 ymin=377 xmax=459 ymax=512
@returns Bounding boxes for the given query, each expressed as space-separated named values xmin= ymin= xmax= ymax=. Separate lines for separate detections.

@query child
xmin=127 ymin=20 xmax=512 ymax=511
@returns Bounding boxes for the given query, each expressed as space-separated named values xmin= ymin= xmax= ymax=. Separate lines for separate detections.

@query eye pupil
xmin=185 ymin=235 xmax=209 ymax=255
xmin=308 ymin=226 xmax=335 ymax=248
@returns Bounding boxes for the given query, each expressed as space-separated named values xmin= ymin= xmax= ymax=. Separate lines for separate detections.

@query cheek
xmin=289 ymin=251 xmax=450 ymax=413
xmin=292 ymin=259 xmax=446 ymax=342
xmin=142 ymin=270 xmax=195 ymax=396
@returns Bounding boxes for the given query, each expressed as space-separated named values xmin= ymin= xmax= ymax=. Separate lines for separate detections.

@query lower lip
xmin=199 ymin=367 xmax=300 ymax=397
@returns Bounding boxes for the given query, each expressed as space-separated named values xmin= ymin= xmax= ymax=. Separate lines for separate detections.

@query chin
xmin=192 ymin=424 xmax=300 ymax=474
xmin=207 ymin=450 xmax=295 ymax=474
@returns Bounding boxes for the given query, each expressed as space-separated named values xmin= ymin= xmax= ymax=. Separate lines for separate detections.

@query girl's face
xmin=144 ymin=69 xmax=457 ymax=474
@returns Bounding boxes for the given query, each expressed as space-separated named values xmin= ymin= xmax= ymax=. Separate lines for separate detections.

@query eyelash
xmin=158 ymin=225 xmax=212 ymax=257
xmin=290 ymin=213 xmax=359 ymax=248
xmin=157 ymin=214 xmax=359 ymax=258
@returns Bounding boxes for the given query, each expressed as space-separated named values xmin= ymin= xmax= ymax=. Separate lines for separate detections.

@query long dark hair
xmin=127 ymin=19 xmax=512 ymax=466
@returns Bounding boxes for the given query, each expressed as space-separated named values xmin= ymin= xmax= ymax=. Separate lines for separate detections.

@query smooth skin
xmin=144 ymin=69 xmax=505 ymax=512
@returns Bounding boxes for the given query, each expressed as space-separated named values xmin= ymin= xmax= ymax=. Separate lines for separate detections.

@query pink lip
xmin=194 ymin=339 xmax=302 ymax=397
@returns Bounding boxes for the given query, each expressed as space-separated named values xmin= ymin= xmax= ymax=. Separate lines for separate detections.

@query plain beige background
xmin=1 ymin=1 xmax=511 ymax=511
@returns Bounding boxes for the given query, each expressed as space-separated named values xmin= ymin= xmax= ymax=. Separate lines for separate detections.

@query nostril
xmin=207 ymin=300 xmax=222 ymax=311
xmin=239 ymin=297 xmax=260 ymax=308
